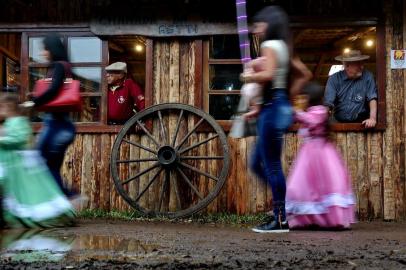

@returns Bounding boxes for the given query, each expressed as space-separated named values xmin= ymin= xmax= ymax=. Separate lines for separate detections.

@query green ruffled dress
xmin=0 ymin=116 xmax=75 ymax=228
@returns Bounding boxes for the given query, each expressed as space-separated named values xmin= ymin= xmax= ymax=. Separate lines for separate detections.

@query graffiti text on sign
xmin=158 ymin=24 xmax=198 ymax=35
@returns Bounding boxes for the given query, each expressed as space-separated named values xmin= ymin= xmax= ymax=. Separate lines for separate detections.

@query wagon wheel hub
xmin=157 ymin=145 xmax=178 ymax=168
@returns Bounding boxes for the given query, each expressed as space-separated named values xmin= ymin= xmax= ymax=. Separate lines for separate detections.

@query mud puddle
xmin=0 ymin=229 xmax=160 ymax=263
xmin=1 ymin=220 xmax=406 ymax=269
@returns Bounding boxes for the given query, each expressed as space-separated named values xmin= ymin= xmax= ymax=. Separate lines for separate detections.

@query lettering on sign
xmin=158 ymin=24 xmax=198 ymax=35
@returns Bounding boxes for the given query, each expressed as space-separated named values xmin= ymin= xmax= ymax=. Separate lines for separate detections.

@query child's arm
xmin=243 ymin=104 xmax=261 ymax=119
xmin=295 ymin=108 xmax=328 ymax=126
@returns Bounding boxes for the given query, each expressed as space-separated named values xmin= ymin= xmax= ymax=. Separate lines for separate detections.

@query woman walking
xmin=23 ymin=33 xmax=77 ymax=198
xmin=242 ymin=6 xmax=311 ymax=233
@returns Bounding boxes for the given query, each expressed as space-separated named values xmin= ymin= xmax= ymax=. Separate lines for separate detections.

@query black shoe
xmin=252 ymin=220 xmax=289 ymax=233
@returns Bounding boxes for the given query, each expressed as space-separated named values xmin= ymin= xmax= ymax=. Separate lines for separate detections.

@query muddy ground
xmin=0 ymin=219 xmax=405 ymax=269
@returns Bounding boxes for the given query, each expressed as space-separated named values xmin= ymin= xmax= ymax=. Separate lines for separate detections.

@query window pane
xmin=71 ymin=97 xmax=101 ymax=122
xmin=3 ymin=57 xmax=20 ymax=93
xmin=209 ymin=94 xmax=240 ymax=120
xmin=72 ymin=67 xmax=102 ymax=92
xmin=30 ymin=97 xmax=101 ymax=123
xmin=29 ymin=67 xmax=47 ymax=91
xmin=68 ymin=37 xmax=102 ymax=63
xmin=210 ymin=64 xmax=243 ymax=90
xmin=210 ymin=35 xmax=259 ymax=59
xmin=29 ymin=37 xmax=45 ymax=63
xmin=210 ymin=36 xmax=240 ymax=59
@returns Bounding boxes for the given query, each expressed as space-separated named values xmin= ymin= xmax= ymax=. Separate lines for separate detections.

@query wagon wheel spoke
xmin=158 ymin=170 xmax=169 ymax=212
xmin=179 ymin=162 xmax=219 ymax=182
xmin=134 ymin=167 xmax=164 ymax=202
xmin=180 ymin=156 xmax=224 ymax=160
xmin=179 ymin=134 xmax=219 ymax=154
xmin=111 ymin=103 xmax=230 ymax=219
xmin=170 ymin=170 xmax=182 ymax=210
xmin=175 ymin=117 xmax=205 ymax=150
xmin=176 ymin=167 xmax=204 ymax=200
xmin=117 ymin=158 xmax=158 ymax=163
xmin=136 ymin=120 xmax=161 ymax=147
xmin=123 ymin=139 xmax=157 ymax=155
xmin=171 ymin=109 xmax=184 ymax=146
xmin=122 ymin=162 xmax=160 ymax=185
xmin=157 ymin=110 xmax=168 ymax=144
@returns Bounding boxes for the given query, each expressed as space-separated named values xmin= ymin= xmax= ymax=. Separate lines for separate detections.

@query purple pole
xmin=236 ymin=0 xmax=251 ymax=68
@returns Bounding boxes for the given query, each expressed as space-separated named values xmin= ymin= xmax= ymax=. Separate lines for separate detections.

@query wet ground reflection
xmin=0 ymin=229 xmax=160 ymax=262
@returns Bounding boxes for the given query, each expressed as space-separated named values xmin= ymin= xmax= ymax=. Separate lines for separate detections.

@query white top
xmin=261 ymin=40 xmax=289 ymax=88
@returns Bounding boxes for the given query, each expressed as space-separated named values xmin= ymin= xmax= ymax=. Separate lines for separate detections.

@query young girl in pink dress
xmin=286 ymin=83 xmax=356 ymax=229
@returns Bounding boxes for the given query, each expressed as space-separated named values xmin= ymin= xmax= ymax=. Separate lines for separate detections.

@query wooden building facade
xmin=1 ymin=0 xmax=405 ymax=220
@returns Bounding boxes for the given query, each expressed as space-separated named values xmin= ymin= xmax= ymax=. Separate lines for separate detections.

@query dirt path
xmin=1 ymin=220 xmax=406 ymax=269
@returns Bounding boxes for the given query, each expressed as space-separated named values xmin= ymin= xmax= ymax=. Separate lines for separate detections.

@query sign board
xmin=390 ymin=50 xmax=406 ymax=69
xmin=90 ymin=21 xmax=237 ymax=37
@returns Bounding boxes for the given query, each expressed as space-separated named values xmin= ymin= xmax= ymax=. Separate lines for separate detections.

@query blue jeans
xmin=36 ymin=114 xmax=76 ymax=197
xmin=250 ymin=89 xmax=293 ymax=220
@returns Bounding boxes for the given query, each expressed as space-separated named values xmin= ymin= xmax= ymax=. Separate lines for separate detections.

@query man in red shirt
xmin=105 ymin=62 xmax=145 ymax=124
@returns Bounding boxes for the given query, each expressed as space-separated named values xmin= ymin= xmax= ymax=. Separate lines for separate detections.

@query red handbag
xmin=33 ymin=78 xmax=82 ymax=112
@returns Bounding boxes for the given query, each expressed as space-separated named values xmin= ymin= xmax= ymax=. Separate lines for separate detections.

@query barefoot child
xmin=0 ymin=94 xmax=75 ymax=228
xmin=286 ymin=83 xmax=356 ymax=229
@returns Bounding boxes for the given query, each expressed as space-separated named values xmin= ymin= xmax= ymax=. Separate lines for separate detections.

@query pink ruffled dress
xmin=286 ymin=105 xmax=356 ymax=229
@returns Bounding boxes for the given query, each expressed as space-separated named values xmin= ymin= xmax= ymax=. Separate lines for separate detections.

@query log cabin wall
xmin=2 ymin=0 xmax=406 ymax=220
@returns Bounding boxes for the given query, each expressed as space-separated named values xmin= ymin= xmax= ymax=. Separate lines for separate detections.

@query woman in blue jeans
xmin=23 ymin=34 xmax=77 ymax=198
xmin=242 ymin=6 xmax=311 ymax=233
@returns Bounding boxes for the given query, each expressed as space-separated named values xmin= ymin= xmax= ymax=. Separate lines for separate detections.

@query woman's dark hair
xmin=252 ymin=6 xmax=291 ymax=45
xmin=43 ymin=33 xmax=68 ymax=62
xmin=302 ymin=82 xmax=325 ymax=107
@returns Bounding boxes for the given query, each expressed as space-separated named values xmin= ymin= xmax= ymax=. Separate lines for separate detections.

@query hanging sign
xmin=390 ymin=49 xmax=406 ymax=69
xmin=90 ymin=21 xmax=237 ymax=36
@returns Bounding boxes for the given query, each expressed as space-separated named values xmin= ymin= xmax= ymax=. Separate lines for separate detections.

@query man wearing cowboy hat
xmin=105 ymin=62 xmax=145 ymax=125
xmin=324 ymin=50 xmax=377 ymax=128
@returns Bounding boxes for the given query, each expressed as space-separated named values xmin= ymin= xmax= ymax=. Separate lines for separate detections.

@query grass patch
xmin=77 ymin=209 xmax=268 ymax=225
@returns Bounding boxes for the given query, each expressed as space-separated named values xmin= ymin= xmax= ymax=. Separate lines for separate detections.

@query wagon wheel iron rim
xmin=110 ymin=103 xmax=230 ymax=219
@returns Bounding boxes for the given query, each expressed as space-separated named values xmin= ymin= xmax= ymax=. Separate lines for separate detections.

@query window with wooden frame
xmin=21 ymin=32 xmax=108 ymax=125
xmin=202 ymin=20 xmax=386 ymax=132
xmin=202 ymin=35 xmax=259 ymax=130
xmin=21 ymin=32 xmax=153 ymax=133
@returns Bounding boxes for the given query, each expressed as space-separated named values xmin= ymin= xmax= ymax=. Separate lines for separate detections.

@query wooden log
xmin=90 ymin=135 xmax=101 ymax=209
xmin=168 ymin=40 xmax=180 ymax=212
xmin=61 ymin=141 xmax=74 ymax=193
xmin=110 ymin=135 xmax=120 ymax=211
xmin=357 ymin=133 xmax=369 ymax=220
xmin=346 ymin=132 xmax=359 ymax=209
xmin=153 ymin=42 xmax=161 ymax=104
xmin=128 ymin=133 xmax=140 ymax=211
xmin=138 ymin=135 xmax=151 ymax=211
xmin=72 ymin=135 xmax=83 ymax=202
xmin=383 ymin=0 xmax=396 ymax=220
xmin=391 ymin=0 xmax=406 ymax=220
xmin=80 ymin=135 xmax=93 ymax=210
xmin=217 ymin=136 xmax=230 ymax=213
xmin=236 ymin=137 xmax=247 ymax=214
xmin=99 ymin=134 xmax=111 ymax=210
xmin=226 ymin=137 xmax=237 ymax=213
xmin=119 ymin=134 xmax=130 ymax=212
xmin=206 ymin=133 xmax=219 ymax=213
xmin=246 ymin=136 xmax=257 ymax=214
xmin=197 ymin=133 xmax=208 ymax=214
xmin=188 ymin=41 xmax=196 ymax=106
xmin=368 ymin=133 xmax=384 ymax=219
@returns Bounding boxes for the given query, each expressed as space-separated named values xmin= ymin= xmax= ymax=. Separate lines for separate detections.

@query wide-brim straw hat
xmin=335 ymin=50 xmax=370 ymax=62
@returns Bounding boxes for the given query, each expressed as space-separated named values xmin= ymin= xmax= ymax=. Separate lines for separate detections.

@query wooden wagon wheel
xmin=111 ymin=103 xmax=230 ymax=219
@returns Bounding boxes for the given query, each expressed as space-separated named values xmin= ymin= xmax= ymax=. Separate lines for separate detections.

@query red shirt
xmin=108 ymin=79 xmax=145 ymax=122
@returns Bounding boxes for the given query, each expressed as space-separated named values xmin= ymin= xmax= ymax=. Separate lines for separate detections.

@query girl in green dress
xmin=0 ymin=94 xmax=75 ymax=228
